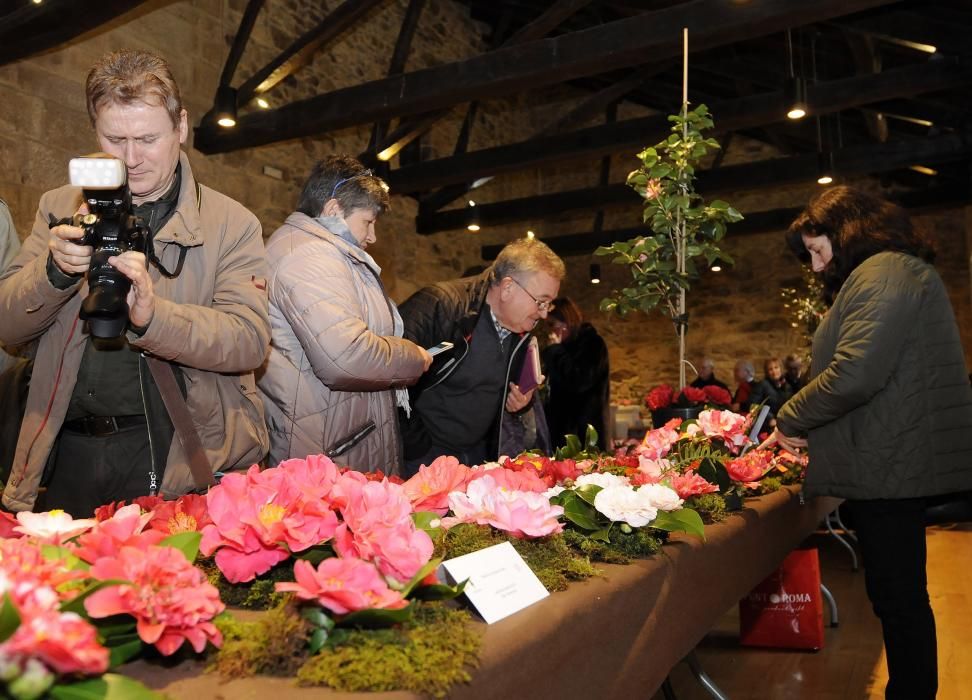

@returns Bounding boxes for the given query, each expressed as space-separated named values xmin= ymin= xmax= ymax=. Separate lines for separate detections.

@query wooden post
xmin=678 ymin=27 xmax=689 ymax=390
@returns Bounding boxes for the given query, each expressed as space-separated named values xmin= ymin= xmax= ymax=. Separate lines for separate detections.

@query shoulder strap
xmin=146 ymin=357 xmax=215 ymax=490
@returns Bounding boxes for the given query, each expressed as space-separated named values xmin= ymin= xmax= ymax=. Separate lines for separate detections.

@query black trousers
xmin=849 ymin=497 xmax=938 ymax=700
xmin=37 ymin=424 xmax=157 ymax=517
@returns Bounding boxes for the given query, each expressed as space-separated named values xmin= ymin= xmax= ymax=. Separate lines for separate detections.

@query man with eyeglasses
xmin=398 ymin=238 xmax=565 ymax=475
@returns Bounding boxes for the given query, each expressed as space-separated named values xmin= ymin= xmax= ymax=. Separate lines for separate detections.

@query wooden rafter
xmin=194 ymin=0 xmax=898 ymax=153
xmin=387 ymin=58 xmax=972 ymax=194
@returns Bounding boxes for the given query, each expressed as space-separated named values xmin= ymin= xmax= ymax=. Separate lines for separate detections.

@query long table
xmin=125 ymin=487 xmax=839 ymax=699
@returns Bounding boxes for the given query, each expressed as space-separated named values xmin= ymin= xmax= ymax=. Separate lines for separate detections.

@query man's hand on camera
xmin=108 ymin=251 xmax=155 ymax=329
xmin=49 ymin=221 xmax=92 ymax=276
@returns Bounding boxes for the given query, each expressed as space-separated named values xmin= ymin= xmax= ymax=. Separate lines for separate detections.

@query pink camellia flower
xmin=0 ymin=511 xmax=22 ymax=539
xmin=2 ymin=608 xmax=109 ymax=676
xmin=693 ymin=409 xmax=750 ymax=454
xmin=669 ymin=472 xmax=720 ymax=499
xmin=0 ymin=539 xmax=86 ymax=601
xmin=275 ymin=557 xmax=408 ymax=615
xmin=94 ymin=495 xmax=165 ymax=522
xmin=445 ymin=475 xmax=564 ymax=538
xmin=75 ymin=504 xmax=166 ymax=565
xmin=637 ymin=456 xmax=672 ymax=483
xmin=14 ymin=510 xmax=96 ymax=544
xmin=85 ymin=545 xmax=224 ymax=656
xmin=637 ymin=418 xmax=682 ymax=461
xmin=725 ymin=451 xmax=774 ymax=485
xmin=468 ymin=466 xmax=548 ymax=494
xmin=334 ymin=478 xmax=433 ymax=583
xmin=200 ymin=461 xmax=340 ymax=583
xmin=403 ymin=456 xmax=472 ymax=515
xmin=146 ymin=494 xmax=213 ymax=535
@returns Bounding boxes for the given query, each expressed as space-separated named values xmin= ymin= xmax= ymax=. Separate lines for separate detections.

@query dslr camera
xmin=68 ymin=155 xmax=150 ymax=339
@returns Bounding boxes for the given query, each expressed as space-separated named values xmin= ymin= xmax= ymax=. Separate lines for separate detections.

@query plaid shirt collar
xmin=488 ymin=306 xmax=513 ymax=343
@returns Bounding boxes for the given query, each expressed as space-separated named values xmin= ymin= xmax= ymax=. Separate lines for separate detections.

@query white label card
xmin=440 ymin=541 xmax=549 ymax=624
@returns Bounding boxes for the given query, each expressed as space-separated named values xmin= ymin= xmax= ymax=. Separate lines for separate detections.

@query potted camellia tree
xmin=596 ymin=104 xmax=742 ymax=426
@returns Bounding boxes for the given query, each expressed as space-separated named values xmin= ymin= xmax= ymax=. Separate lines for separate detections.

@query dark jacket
xmin=777 ymin=251 xmax=972 ymax=500
xmin=749 ymin=378 xmax=792 ymax=416
xmin=398 ymin=272 xmax=530 ymax=460
xmin=542 ymin=323 xmax=610 ymax=450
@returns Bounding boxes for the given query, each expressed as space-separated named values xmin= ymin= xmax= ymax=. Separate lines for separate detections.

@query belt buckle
xmin=90 ymin=416 xmax=117 ymax=437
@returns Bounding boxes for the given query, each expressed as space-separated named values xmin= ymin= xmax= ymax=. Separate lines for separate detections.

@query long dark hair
xmin=785 ymin=186 xmax=935 ymax=302
xmin=547 ymin=297 xmax=584 ymax=341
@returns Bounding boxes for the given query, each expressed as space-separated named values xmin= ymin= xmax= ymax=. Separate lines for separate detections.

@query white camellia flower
xmin=593 ymin=485 xmax=658 ymax=527
xmin=575 ymin=472 xmax=630 ymax=490
xmin=14 ymin=509 xmax=97 ymax=542
xmin=544 ymin=485 xmax=566 ymax=500
xmin=637 ymin=483 xmax=684 ymax=512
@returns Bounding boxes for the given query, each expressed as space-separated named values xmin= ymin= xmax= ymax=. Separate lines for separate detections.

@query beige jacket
xmin=0 ymin=153 xmax=270 ymax=510
xmin=258 ymin=213 xmax=426 ymax=475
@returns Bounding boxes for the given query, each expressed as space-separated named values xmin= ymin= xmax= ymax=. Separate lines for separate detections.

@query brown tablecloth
xmin=124 ymin=487 xmax=839 ymax=699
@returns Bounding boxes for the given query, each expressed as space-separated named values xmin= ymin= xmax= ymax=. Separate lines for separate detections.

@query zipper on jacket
xmin=496 ymin=333 xmax=530 ymax=457
xmin=138 ymin=356 xmax=159 ymax=496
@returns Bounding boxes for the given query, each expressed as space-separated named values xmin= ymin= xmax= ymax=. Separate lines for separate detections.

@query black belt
xmin=62 ymin=415 xmax=147 ymax=437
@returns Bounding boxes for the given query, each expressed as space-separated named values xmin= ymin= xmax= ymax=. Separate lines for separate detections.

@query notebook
xmin=517 ymin=337 xmax=545 ymax=393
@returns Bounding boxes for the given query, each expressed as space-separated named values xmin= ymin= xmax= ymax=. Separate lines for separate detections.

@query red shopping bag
xmin=739 ymin=548 xmax=825 ymax=650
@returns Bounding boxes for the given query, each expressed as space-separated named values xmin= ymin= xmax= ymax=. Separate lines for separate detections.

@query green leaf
xmin=338 ymin=604 xmax=414 ymax=629
xmin=698 ymin=457 xmax=731 ymax=493
xmin=412 ymin=511 xmax=445 ymax=539
xmin=0 ymin=593 xmax=21 ymax=643
xmin=295 ymin=544 xmax=334 ymax=566
xmin=159 ymin=531 xmax=201 ymax=563
xmin=652 ymin=508 xmax=706 ymax=541
xmin=300 ymin=606 xmax=334 ymax=630
xmin=309 ymin=627 xmax=329 ymax=655
xmin=107 ymin=637 xmax=143 ymax=668
xmin=573 ymin=484 xmax=603 ymax=507
xmin=49 ymin=674 xmax=162 ymax=700
xmin=556 ymin=491 xmax=603 ymax=531
xmin=408 ymin=579 xmax=468 ymax=602
xmin=400 ymin=558 xmax=442 ymax=599
xmin=590 ymin=527 xmax=612 ymax=543
xmin=584 ymin=424 xmax=599 ymax=451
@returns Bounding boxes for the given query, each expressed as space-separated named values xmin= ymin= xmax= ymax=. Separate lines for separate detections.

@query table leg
xmin=661 ymin=677 xmax=679 ymax=700
xmin=820 ymin=582 xmax=838 ymax=627
xmin=825 ymin=510 xmax=859 ymax=571
xmin=685 ymin=650 xmax=730 ymax=700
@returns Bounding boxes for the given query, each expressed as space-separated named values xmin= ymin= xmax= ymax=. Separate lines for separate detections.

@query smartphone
xmin=427 ymin=341 xmax=454 ymax=357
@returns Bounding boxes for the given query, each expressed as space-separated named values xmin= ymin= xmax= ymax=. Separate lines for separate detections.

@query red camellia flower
xmin=679 ymin=387 xmax=707 ymax=405
xmin=147 ymin=494 xmax=213 ymax=535
xmin=701 ymin=385 xmax=733 ymax=407
xmin=725 ymin=451 xmax=774 ymax=484
xmin=502 ymin=455 xmax=580 ymax=487
xmin=645 ymin=385 xmax=675 ymax=411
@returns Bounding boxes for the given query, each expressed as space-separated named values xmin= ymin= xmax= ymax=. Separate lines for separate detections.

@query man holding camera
xmin=0 ymin=50 xmax=270 ymax=515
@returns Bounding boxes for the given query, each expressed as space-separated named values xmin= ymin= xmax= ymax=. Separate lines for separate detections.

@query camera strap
xmin=146 ymin=356 xmax=216 ymax=491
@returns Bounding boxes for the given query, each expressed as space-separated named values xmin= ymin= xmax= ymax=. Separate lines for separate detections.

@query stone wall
xmin=1 ymin=0 xmax=969 ymax=405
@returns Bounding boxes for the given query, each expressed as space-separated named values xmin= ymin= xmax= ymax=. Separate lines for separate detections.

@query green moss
xmin=211 ymin=603 xmax=310 ymax=678
xmin=436 ymin=524 xmax=597 ymax=592
xmin=201 ymin=558 xmax=290 ymax=610
xmin=685 ymin=493 xmax=728 ymax=523
xmin=759 ymin=476 xmax=783 ymax=494
xmin=296 ymin=603 xmax=479 ymax=699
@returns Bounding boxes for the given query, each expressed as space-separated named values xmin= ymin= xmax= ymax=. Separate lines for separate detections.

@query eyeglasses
xmin=509 ymin=277 xmax=554 ymax=313
xmin=329 ymin=168 xmax=374 ymax=199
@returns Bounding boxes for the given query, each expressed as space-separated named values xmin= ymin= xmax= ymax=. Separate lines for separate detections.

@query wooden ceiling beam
xmin=481 ymin=180 xmax=972 ymax=259
xmin=195 ymin=0 xmax=898 ymax=153
xmin=420 ymin=130 xmax=972 ymax=233
xmin=385 ymin=57 xmax=972 ymax=194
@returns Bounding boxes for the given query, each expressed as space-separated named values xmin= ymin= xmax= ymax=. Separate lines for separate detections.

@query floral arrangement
xmin=645 ymin=383 xmax=733 ymax=411
xmin=0 ymin=504 xmax=222 ymax=699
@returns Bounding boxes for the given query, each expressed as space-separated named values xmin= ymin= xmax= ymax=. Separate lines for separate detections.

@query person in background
xmin=542 ymin=297 xmax=610 ymax=450
xmin=748 ymin=357 xmax=792 ymax=417
xmin=765 ymin=185 xmax=972 ymax=700
xmin=398 ymin=238 xmax=565 ymax=474
xmin=731 ymin=359 xmax=756 ymax=413
xmin=258 ymin=156 xmax=431 ymax=475
xmin=0 ymin=50 xmax=270 ymax=515
xmin=689 ymin=357 xmax=730 ymax=392
xmin=784 ymin=353 xmax=806 ymax=393
xmin=0 ymin=199 xmax=23 ymax=374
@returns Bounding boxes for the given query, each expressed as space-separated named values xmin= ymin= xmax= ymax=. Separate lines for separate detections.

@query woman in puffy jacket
xmin=766 ymin=186 xmax=972 ymax=700
xmin=258 ymin=156 xmax=431 ymax=475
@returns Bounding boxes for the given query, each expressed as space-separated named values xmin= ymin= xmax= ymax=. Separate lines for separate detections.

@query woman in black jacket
xmin=765 ymin=186 xmax=972 ymax=700
xmin=542 ymin=298 xmax=610 ymax=450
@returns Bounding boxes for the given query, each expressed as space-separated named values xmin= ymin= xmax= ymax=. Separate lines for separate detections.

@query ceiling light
xmin=526 ymin=230 xmax=535 ymax=240
xmin=467 ymin=200 xmax=476 ymax=207
xmin=909 ymin=165 xmax=938 ymax=176
xmin=710 ymin=261 xmax=723 ymax=272
xmin=816 ymin=151 xmax=835 ymax=185
xmin=255 ymin=97 xmax=270 ymax=109
xmin=466 ymin=224 xmax=481 ymax=232
xmin=590 ymin=264 xmax=601 ymax=284
xmin=376 ymin=148 xmax=394 ymax=162
xmin=467 ymin=208 xmax=481 ymax=232
xmin=785 ymin=77 xmax=808 ymax=120
xmin=214 ymin=85 xmax=237 ymax=128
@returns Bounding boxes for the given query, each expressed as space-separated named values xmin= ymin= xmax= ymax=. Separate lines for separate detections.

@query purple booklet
xmin=517 ymin=337 xmax=544 ymax=393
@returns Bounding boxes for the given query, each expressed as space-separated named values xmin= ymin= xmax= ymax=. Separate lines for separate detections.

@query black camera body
xmin=69 ymin=156 xmax=150 ymax=339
